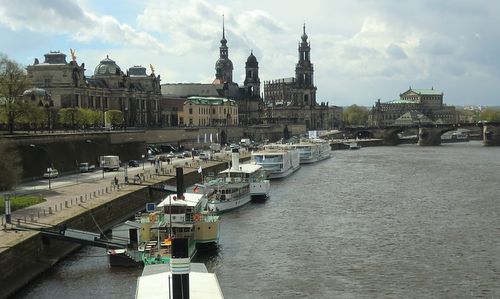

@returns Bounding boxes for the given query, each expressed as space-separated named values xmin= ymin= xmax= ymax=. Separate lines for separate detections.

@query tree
xmin=0 ymin=139 xmax=22 ymax=190
xmin=0 ymin=55 xmax=32 ymax=133
xmin=344 ymin=105 xmax=370 ymax=126
xmin=478 ymin=108 xmax=500 ymax=122
xmin=106 ymin=110 xmax=123 ymax=128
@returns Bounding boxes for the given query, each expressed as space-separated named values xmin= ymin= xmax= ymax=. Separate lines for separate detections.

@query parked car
xmin=176 ymin=153 xmax=185 ymax=158
xmin=128 ymin=160 xmax=140 ymax=167
xmin=79 ymin=162 xmax=95 ymax=172
xmin=166 ymin=152 xmax=175 ymax=159
xmin=43 ymin=169 xmax=59 ymax=178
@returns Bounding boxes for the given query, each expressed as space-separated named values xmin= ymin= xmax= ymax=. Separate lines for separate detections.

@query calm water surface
xmin=15 ymin=141 xmax=500 ymax=298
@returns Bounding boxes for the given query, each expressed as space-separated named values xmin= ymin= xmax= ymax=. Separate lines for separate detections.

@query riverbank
xmin=0 ymin=155 xmax=248 ymax=299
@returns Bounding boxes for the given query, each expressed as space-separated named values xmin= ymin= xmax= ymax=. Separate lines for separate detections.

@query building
xmin=178 ymin=96 xmax=238 ymax=127
xmin=161 ymin=18 xmax=263 ymax=126
xmin=263 ymin=25 xmax=342 ymax=130
xmin=26 ymin=51 xmax=161 ymax=127
xmin=370 ymin=87 xmax=457 ymax=126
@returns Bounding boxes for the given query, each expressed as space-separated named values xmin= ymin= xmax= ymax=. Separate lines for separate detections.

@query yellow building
xmin=179 ymin=96 xmax=238 ymax=127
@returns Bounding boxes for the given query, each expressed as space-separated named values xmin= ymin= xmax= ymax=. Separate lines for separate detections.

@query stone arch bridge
xmin=322 ymin=122 xmax=500 ymax=146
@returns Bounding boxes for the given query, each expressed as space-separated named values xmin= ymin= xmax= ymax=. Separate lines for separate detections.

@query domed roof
xmin=94 ymin=55 xmax=122 ymax=76
xmin=215 ymin=58 xmax=233 ymax=70
xmin=246 ymin=51 xmax=258 ymax=67
xmin=22 ymin=88 xmax=49 ymax=97
xmin=301 ymin=24 xmax=308 ymax=42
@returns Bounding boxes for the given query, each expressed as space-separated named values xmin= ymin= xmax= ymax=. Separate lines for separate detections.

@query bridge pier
xmin=418 ymin=127 xmax=442 ymax=146
xmin=483 ymin=124 xmax=500 ymax=146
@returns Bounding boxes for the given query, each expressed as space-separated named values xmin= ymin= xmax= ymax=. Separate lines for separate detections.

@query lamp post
xmin=29 ymin=144 xmax=53 ymax=190
xmin=86 ymin=139 xmax=105 ymax=179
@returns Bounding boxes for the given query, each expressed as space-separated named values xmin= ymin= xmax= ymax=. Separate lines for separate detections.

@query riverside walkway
xmin=0 ymin=153 xmax=242 ymax=254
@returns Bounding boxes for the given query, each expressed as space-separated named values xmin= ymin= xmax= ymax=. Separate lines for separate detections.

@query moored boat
xmin=205 ymin=148 xmax=270 ymax=212
xmin=288 ymin=138 xmax=331 ymax=164
xmin=251 ymin=144 xmax=300 ymax=179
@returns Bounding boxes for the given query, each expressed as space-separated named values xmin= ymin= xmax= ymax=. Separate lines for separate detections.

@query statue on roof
xmin=70 ymin=49 xmax=77 ymax=63
xmin=150 ymin=64 xmax=155 ymax=75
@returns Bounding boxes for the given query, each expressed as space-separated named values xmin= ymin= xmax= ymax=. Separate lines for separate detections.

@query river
xmin=14 ymin=141 xmax=500 ymax=298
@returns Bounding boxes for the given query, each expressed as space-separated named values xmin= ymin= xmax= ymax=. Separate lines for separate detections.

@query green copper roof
xmin=186 ymin=96 xmax=235 ymax=105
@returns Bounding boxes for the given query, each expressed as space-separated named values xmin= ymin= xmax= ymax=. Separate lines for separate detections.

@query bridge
xmin=321 ymin=122 xmax=500 ymax=146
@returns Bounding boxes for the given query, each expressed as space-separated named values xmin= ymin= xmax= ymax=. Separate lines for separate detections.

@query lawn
xmin=0 ymin=195 xmax=46 ymax=214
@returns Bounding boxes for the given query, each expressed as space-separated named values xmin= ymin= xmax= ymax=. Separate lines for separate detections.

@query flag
xmin=198 ymin=166 xmax=202 ymax=173
xmin=204 ymin=133 xmax=207 ymax=143
xmin=216 ymin=132 xmax=219 ymax=142
xmin=210 ymin=133 xmax=213 ymax=143
xmin=197 ymin=134 xmax=200 ymax=143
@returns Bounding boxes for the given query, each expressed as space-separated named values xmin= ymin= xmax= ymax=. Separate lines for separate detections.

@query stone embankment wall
xmin=5 ymin=124 xmax=305 ymax=180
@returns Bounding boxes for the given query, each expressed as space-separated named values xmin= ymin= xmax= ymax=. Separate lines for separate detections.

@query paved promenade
xmin=0 ymin=153 xmax=239 ymax=254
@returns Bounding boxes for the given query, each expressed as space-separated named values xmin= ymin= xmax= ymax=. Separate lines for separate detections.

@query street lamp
xmin=86 ymin=139 xmax=105 ymax=179
xmin=29 ymin=144 xmax=53 ymax=189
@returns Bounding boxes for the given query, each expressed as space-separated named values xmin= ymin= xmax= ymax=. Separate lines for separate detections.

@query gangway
xmin=15 ymin=222 xmax=128 ymax=249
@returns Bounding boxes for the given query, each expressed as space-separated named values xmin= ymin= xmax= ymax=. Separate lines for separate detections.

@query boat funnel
xmin=171 ymin=238 xmax=190 ymax=299
xmin=175 ymin=167 xmax=185 ymax=198
xmin=231 ymin=148 xmax=239 ymax=171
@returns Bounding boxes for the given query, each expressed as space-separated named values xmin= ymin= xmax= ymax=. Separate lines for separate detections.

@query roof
xmin=161 ymin=83 xmax=220 ymax=97
xmin=220 ymin=163 xmax=262 ymax=174
xmin=136 ymin=263 xmax=224 ymax=299
xmin=410 ymin=88 xmax=442 ymax=95
xmin=186 ymin=96 xmax=235 ymax=105
xmin=112 ymin=220 xmax=142 ymax=229
xmin=158 ymin=192 xmax=204 ymax=208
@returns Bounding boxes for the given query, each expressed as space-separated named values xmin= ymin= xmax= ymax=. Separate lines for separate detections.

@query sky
xmin=1 ymin=0 xmax=499 ymax=107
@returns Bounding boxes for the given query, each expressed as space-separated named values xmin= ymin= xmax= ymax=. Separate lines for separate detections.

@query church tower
xmin=244 ymin=51 xmax=260 ymax=97
xmin=214 ymin=15 xmax=233 ymax=84
xmin=295 ymin=24 xmax=316 ymax=107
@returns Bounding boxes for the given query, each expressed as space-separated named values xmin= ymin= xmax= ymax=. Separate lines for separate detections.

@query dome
xmin=94 ymin=55 xmax=122 ymax=76
xmin=23 ymin=88 xmax=49 ymax=98
xmin=246 ymin=51 xmax=258 ymax=68
xmin=215 ymin=58 xmax=233 ymax=70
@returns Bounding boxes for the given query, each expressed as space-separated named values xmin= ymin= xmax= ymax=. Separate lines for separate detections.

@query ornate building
xmin=26 ymin=51 xmax=161 ymax=127
xmin=263 ymin=25 xmax=342 ymax=130
xmin=162 ymin=17 xmax=263 ymax=126
xmin=370 ymin=87 xmax=457 ymax=126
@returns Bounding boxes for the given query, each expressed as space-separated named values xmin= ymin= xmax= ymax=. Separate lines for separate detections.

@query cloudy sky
xmin=1 ymin=0 xmax=499 ymax=106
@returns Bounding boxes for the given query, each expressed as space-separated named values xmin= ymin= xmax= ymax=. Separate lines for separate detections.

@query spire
xmin=220 ymin=14 xmax=227 ymax=45
xmin=301 ymin=22 xmax=308 ymax=42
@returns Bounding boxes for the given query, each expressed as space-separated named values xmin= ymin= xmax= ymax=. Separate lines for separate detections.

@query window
xmin=189 ymin=108 xmax=193 ymax=114
xmin=44 ymin=78 xmax=51 ymax=87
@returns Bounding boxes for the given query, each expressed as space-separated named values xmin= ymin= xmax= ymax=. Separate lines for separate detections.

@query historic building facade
xmin=178 ymin=96 xmax=238 ymax=127
xmin=263 ymin=25 xmax=342 ymax=130
xmin=370 ymin=88 xmax=457 ymax=126
xmin=26 ymin=51 xmax=161 ymax=127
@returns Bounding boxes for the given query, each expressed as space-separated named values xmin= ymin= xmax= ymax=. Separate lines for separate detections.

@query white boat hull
xmin=267 ymin=164 xmax=301 ymax=179
xmin=250 ymin=180 xmax=271 ymax=199
xmin=299 ymin=153 xmax=331 ymax=164
xmin=207 ymin=194 xmax=252 ymax=213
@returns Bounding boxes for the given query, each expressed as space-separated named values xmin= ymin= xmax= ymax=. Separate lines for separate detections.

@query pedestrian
xmin=114 ymin=176 xmax=118 ymax=186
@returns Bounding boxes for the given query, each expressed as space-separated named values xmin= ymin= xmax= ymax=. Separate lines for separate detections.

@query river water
xmin=14 ymin=141 xmax=500 ymax=298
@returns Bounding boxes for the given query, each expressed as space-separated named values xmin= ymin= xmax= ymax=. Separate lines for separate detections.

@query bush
xmin=0 ymin=195 xmax=45 ymax=214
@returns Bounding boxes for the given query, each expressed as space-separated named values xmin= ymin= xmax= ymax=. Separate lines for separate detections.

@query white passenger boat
xmin=251 ymin=144 xmax=300 ymax=179
xmin=288 ymin=139 xmax=331 ymax=164
xmin=206 ymin=149 xmax=270 ymax=213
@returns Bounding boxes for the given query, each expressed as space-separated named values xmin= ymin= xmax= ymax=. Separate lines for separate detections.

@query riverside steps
xmin=0 ymin=153 xmax=249 ymax=299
